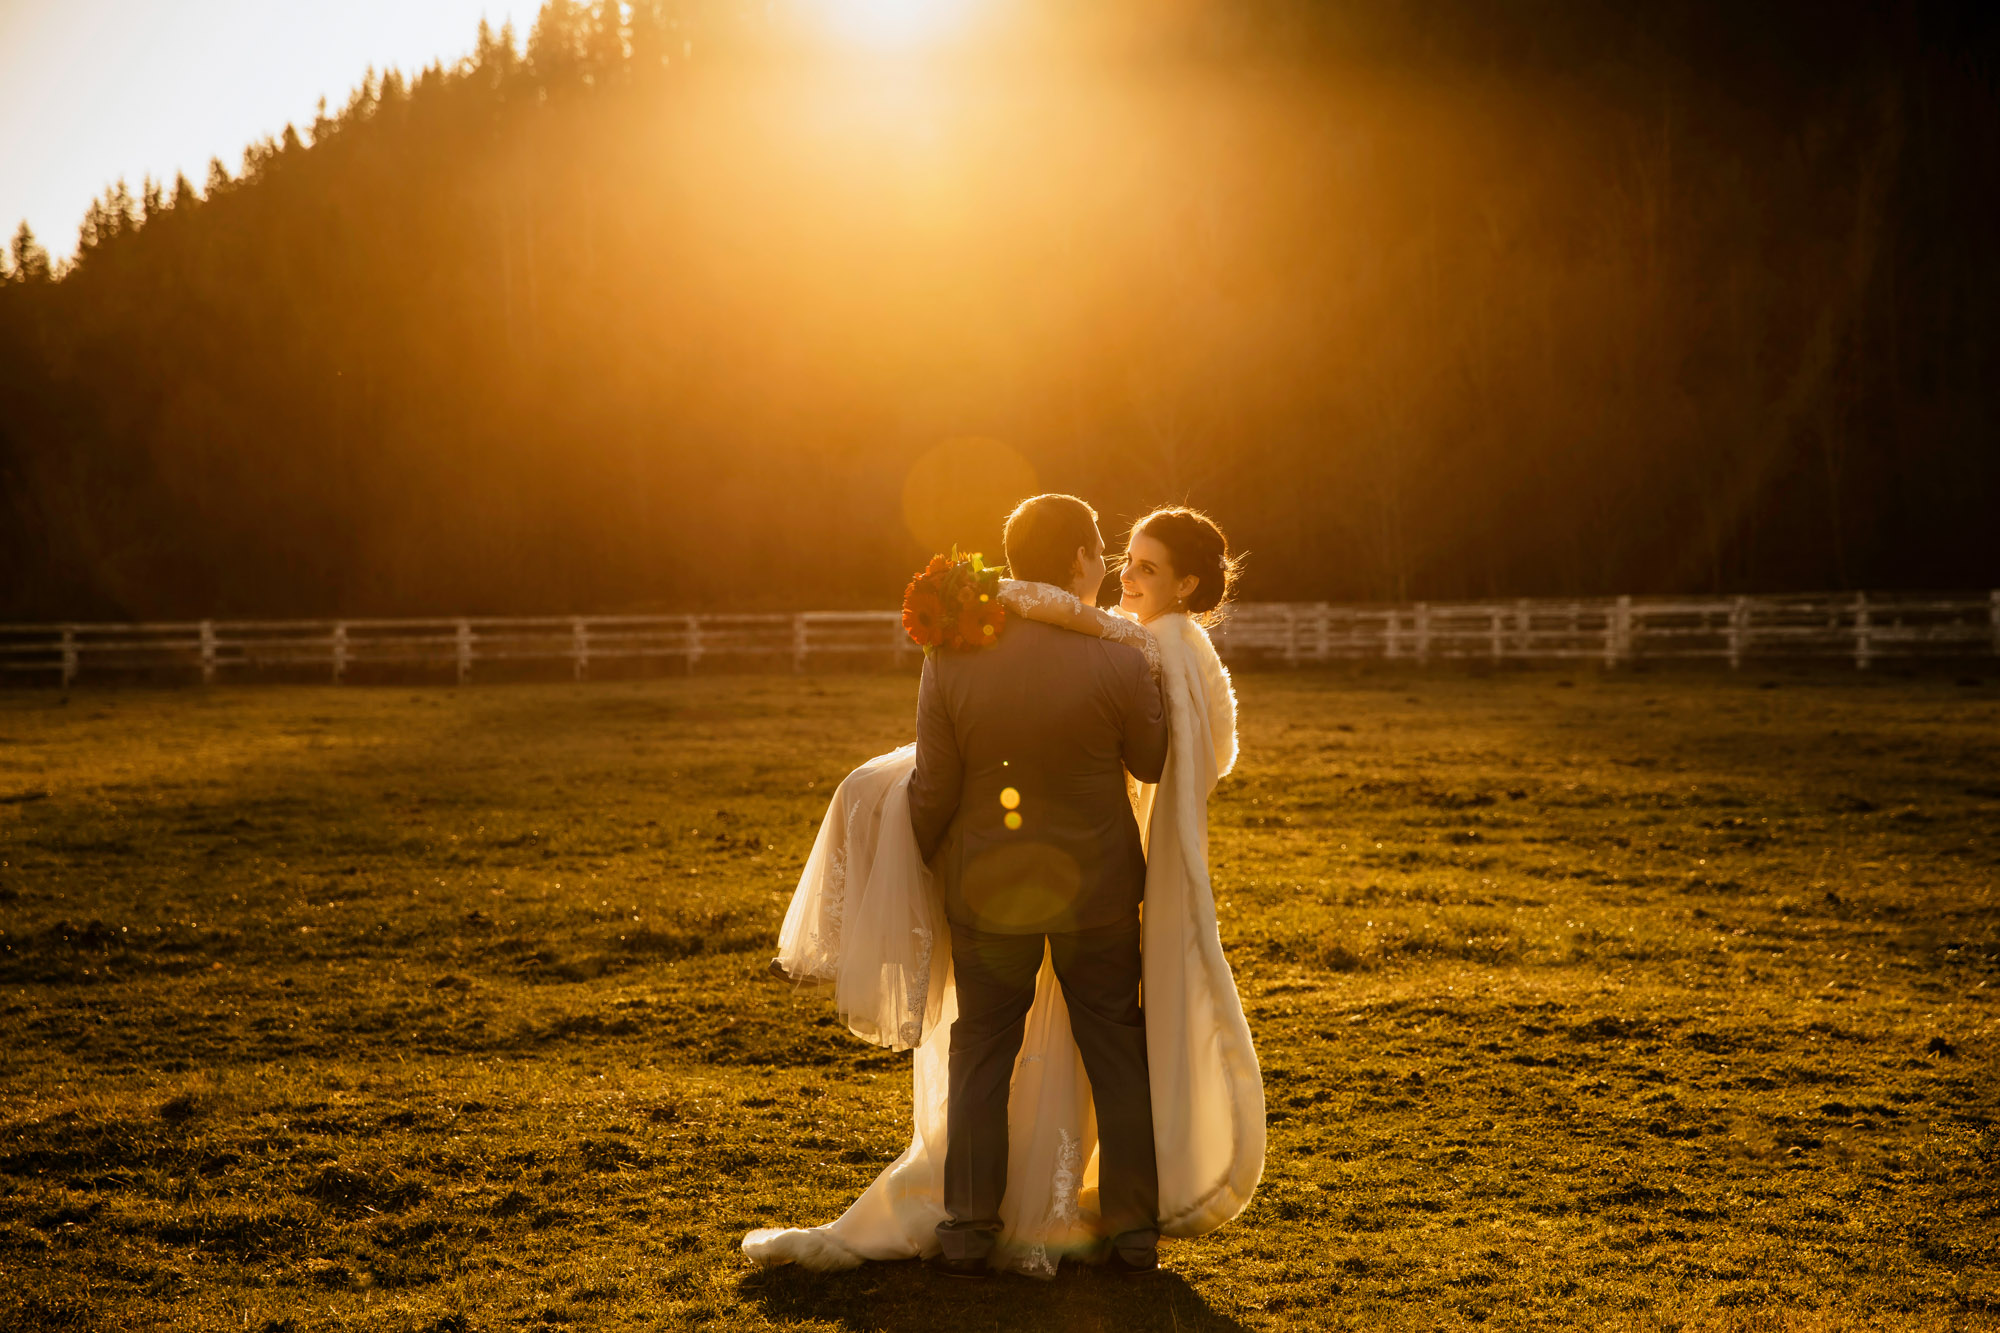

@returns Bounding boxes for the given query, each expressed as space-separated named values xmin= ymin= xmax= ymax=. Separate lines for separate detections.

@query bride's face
xmin=1119 ymin=530 xmax=1198 ymax=622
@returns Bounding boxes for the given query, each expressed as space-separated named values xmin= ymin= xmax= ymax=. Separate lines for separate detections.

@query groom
xmin=907 ymin=493 xmax=1170 ymax=1277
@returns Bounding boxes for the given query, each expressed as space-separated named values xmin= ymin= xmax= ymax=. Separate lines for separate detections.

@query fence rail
xmin=2 ymin=591 xmax=1995 ymax=687
xmin=1210 ymin=591 xmax=2000 ymax=670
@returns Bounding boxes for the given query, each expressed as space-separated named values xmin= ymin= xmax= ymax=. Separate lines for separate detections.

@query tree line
xmin=2 ymin=0 xmax=1995 ymax=620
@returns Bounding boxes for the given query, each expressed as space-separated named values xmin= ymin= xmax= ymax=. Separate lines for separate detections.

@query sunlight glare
xmin=812 ymin=0 xmax=972 ymax=52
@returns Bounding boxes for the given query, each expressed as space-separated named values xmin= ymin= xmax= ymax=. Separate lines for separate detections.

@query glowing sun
xmin=811 ymin=0 xmax=973 ymax=52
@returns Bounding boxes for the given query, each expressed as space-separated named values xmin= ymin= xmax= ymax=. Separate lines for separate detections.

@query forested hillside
xmin=2 ymin=0 xmax=1995 ymax=619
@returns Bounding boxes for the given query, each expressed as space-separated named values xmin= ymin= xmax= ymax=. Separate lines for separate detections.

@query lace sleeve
xmin=998 ymin=580 xmax=1161 ymax=681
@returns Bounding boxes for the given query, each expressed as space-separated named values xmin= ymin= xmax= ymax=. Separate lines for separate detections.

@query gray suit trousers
xmin=936 ymin=917 xmax=1160 ymax=1264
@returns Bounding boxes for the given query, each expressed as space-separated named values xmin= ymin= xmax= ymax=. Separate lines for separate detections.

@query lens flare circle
xmin=900 ymin=437 xmax=1038 ymax=559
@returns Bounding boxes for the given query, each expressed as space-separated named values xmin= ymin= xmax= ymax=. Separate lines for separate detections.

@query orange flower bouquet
xmin=901 ymin=551 xmax=1007 ymax=655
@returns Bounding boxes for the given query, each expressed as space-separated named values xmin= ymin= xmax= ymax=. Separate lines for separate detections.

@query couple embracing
xmin=744 ymin=494 xmax=1265 ymax=1279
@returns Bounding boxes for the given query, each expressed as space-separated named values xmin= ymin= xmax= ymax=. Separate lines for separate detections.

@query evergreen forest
xmin=2 ymin=0 xmax=1995 ymax=620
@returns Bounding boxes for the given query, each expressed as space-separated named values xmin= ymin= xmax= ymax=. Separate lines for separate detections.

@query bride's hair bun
xmin=1131 ymin=507 xmax=1241 ymax=625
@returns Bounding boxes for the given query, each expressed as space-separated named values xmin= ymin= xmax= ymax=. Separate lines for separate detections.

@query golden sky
xmin=0 ymin=1 xmax=989 ymax=258
xmin=0 ymin=1 xmax=540 ymax=257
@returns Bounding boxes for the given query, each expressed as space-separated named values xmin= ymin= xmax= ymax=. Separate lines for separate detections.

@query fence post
xmin=685 ymin=615 xmax=702 ymax=674
xmin=1854 ymin=591 xmax=1873 ymax=670
xmin=1514 ymin=598 xmax=1530 ymax=661
xmin=456 ymin=619 xmax=473 ymax=685
xmin=893 ymin=614 xmax=913 ymax=669
xmin=1611 ymin=595 xmax=1633 ymax=667
xmin=1415 ymin=602 xmax=1431 ymax=666
xmin=1489 ymin=608 xmax=1503 ymax=662
xmin=1316 ymin=603 xmax=1331 ymax=663
xmin=1383 ymin=609 xmax=1400 ymax=661
xmin=571 ymin=617 xmax=589 ymax=681
xmin=793 ymin=614 xmax=809 ymax=674
xmin=1728 ymin=596 xmax=1747 ymax=670
xmin=332 ymin=622 xmax=348 ymax=684
xmin=1991 ymin=589 xmax=2000 ymax=659
xmin=199 ymin=619 xmax=216 ymax=685
xmin=60 ymin=626 xmax=77 ymax=691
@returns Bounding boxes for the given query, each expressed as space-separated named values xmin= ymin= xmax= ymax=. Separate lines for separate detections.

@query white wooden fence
xmin=1210 ymin=591 xmax=2000 ymax=670
xmin=2 ymin=592 xmax=1995 ymax=688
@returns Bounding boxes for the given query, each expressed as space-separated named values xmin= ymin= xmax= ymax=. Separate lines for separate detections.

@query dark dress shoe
xmin=928 ymin=1254 xmax=992 ymax=1280
xmin=1104 ymin=1250 xmax=1160 ymax=1277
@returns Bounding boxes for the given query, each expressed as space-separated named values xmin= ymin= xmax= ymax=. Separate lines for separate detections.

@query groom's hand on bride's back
xmin=1121 ymin=650 xmax=1169 ymax=785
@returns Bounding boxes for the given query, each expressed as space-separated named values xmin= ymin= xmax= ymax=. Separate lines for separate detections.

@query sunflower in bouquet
xmin=901 ymin=551 xmax=1007 ymax=655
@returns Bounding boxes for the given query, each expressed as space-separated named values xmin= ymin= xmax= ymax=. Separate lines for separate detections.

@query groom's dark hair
xmin=1003 ymin=494 xmax=1100 ymax=587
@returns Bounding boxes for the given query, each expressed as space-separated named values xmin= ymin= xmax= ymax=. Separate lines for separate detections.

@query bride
xmin=742 ymin=506 xmax=1263 ymax=1277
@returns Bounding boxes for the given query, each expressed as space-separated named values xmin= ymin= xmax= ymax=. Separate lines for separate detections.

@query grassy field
xmin=0 ymin=666 xmax=1995 ymax=1332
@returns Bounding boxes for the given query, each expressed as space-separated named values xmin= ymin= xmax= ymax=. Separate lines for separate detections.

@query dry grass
xmin=0 ymin=666 xmax=1995 ymax=1331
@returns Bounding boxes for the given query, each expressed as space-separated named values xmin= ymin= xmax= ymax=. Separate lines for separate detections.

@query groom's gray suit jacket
xmin=907 ymin=617 xmax=1169 ymax=935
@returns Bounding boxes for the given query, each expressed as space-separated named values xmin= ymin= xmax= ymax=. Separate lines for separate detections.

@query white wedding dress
xmin=741 ymin=583 xmax=1264 ymax=1277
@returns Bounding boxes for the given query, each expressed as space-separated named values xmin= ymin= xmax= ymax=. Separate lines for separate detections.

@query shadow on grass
xmin=737 ymin=1258 xmax=1254 ymax=1332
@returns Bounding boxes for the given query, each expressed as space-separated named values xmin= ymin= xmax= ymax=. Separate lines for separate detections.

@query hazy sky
xmin=0 ymin=1 xmax=539 ymax=257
